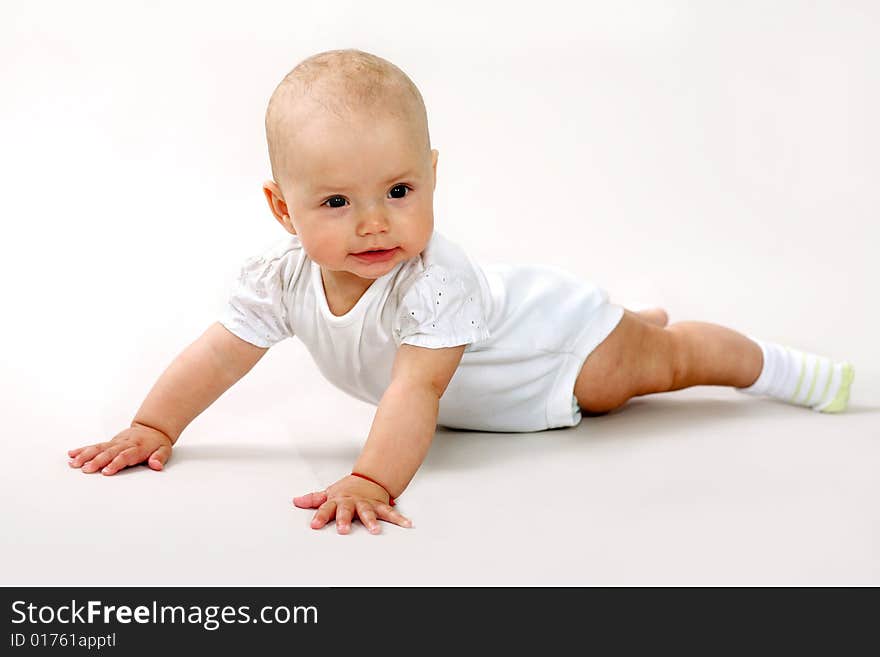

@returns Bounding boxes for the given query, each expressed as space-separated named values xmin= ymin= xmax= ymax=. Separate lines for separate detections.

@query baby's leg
xmin=574 ymin=310 xmax=763 ymax=413
xmin=575 ymin=309 xmax=852 ymax=414
xmin=668 ymin=319 xmax=854 ymax=412
xmin=575 ymin=309 xmax=762 ymax=414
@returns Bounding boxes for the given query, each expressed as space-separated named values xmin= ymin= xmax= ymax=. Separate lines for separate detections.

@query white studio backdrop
xmin=2 ymin=1 xmax=876 ymax=427
xmin=0 ymin=1 xmax=877 ymax=584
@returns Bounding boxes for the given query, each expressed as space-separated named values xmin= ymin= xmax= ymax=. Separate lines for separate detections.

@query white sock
xmin=735 ymin=337 xmax=855 ymax=413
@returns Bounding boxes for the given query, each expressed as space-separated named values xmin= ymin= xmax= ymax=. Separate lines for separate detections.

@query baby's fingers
xmin=68 ymin=443 xmax=108 ymax=469
xmin=148 ymin=445 xmax=171 ymax=471
xmin=310 ymin=501 xmax=337 ymax=529
xmin=336 ymin=502 xmax=355 ymax=534
xmin=101 ymin=447 xmax=146 ymax=476
xmin=355 ymin=501 xmax=381 ymax=534
xmin=80 ymin=445 xmax=125 ymax=474
xmin=293 ymin=491 xmax=327 ymax=509
xmin=374 ymin=503 xmax=413 ymax=529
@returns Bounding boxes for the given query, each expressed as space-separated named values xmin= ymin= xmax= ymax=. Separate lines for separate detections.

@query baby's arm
xmin=68 ymin=322 xmax=267 ymax=475
xmin=294 ymin=343 xmax=466 ymax=534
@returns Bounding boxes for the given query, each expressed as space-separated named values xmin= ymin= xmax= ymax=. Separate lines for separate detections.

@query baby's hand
xmin=293 ymin=475 xmax=413 ymax=535
xmin=67 ymin=423 xmax=173 ymax=475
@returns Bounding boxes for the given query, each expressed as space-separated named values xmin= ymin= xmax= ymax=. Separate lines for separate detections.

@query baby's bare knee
xmin=575 ymin=310 xmax=672 ymax=412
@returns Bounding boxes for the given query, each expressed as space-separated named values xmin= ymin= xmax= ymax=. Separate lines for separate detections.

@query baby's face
xmin=269 ymin=110 xmax=438 ymax=281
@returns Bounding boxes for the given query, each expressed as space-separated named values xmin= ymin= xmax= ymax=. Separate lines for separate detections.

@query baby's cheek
xmin=303 ymin=231 xmax=345 ymax=266
xmin=404 ymin=213 xmax=434 ymax=254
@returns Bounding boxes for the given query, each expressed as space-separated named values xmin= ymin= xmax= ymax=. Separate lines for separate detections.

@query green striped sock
xmin=735 ymin=337 xmax=855 ymax=413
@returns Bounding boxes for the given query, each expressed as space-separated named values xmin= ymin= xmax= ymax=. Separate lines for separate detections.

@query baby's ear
xmin=431 ymin=149 xmax=439 ymax=189
xmin=262 ymin=180 xmax=296 ymax=234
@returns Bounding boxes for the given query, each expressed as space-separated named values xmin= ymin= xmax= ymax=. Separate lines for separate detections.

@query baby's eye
xmin=322 ymin=196 xmax=347 ymax=209
xmin=389 ymin=184 xmax=411 ymax=199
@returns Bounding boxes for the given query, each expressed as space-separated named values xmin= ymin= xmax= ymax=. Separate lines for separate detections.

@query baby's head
xmin=263 ymin=49 xmax=439 ymax=280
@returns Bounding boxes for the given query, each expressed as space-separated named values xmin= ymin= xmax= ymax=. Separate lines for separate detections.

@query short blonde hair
xmin=265 ymin=49 xmax=431 ymax=183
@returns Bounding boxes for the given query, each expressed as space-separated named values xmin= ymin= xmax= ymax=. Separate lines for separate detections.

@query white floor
xmin=4 ymin=361 xmax=878 ymax=586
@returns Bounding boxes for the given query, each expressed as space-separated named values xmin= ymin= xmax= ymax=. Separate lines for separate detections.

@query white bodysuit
xmin=218 ymin=230 xmax=624 ymax=432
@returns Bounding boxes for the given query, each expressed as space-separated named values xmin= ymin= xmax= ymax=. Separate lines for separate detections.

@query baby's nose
xmin=357 ymin=206 xmax=390 ymax=233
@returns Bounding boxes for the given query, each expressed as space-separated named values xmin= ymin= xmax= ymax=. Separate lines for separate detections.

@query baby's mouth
xmin=353 ymin=246 xmax=396 ymax=255
xmin=352 ymin=247 xmax=399 ymax=262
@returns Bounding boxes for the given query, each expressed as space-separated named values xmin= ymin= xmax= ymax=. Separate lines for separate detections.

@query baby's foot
xmin=736 ymin=338 xmax=855 ymax=413
xmin=814 ymin=362 xmax=855 ymax=413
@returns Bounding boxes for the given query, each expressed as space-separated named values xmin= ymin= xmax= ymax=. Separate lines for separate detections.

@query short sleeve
xmin=394 ymin=263 xmax=491 ymax=349
xmin=218 ymin=238 xmax=301 ymax=348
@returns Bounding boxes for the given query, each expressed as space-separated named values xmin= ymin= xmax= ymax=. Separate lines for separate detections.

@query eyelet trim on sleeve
xmin=394 ymin=263 xmax=491 ymax=349
xmin=218 ymin=246 xmax=297 ymax=348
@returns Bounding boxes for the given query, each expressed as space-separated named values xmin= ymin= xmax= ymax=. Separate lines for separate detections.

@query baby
xmin=67 ymin=49 xmax=855 ymax=534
